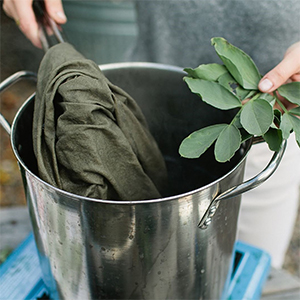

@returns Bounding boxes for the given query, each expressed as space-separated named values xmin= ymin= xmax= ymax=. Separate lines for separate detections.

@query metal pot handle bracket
xmin=198 ymin=138 xmax=287 ymax=229
xmin=0 ymin=71 xmax=37 ymax=135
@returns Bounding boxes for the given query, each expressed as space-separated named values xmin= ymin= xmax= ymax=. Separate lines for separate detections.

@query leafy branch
xmin=179 ymin=37 xmax=300 ymax=162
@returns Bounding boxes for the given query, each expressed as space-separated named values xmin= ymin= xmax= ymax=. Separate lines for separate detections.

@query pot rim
xmin=10 ymin=62 xmax=252 ymax=205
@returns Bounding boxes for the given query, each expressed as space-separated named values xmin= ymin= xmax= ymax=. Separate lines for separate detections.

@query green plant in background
xmin=179 ymin=37 xmax=300 ymax=162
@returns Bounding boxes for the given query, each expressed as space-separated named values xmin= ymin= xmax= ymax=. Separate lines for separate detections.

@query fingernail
xmin=258 ymin=78 xmax=273 ymax=92
xmin=56 ymin=11 xmax=67 ymax=22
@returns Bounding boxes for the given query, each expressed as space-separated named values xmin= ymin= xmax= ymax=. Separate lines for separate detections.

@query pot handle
xmin=0 ymin=71 xmax=37 ymax=135
xmin=198 ymin=139 xmax=287 ymax=229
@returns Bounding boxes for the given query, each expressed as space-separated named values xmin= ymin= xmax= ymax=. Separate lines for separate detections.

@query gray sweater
xmin=130 ymin=0 xmax=300 ymax=74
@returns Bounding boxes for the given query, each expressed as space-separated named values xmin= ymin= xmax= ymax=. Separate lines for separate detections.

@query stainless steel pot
xmin=0 ymin=63 xmax=285 ymax=300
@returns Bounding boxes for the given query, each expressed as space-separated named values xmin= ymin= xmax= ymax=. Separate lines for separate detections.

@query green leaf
xmin=242 ymin=90 xmax=257 ymax=100
xmin=215 ymin=124 xmax=241 ymax=162
xmin=290 ymin=114 xmax=300 ymax=147
xmin=260 ymin=93 xmax=276 ymax=106
xmin=211 ymin=37 xmax=262 ymax=90
xmin=217 ymin=72 xmax=236 ymax=91
xmin=263 ymin=128 xmax=283 ymax=151
xmin=277 ymin=82 xmax=300 ymax=105
xmin=273 ymin=109 xmax=282 ymax=127
xmin=184 ymin=77 xmax=242 ymax=110
xmin=291 ymin=115 xmax=300 ymax=147
xmin=184 ymin=63 xmax=227 ymax=81
xmin=281 ymin=113 xmax=300 ymax=146
xmin=179 ymin=124 xmax=226 ymax=158
xmin=280 ymin=113 xmax=293 ymax=140
xmin=240 ymin=98 xmax=273 ymax=135
xmin=217 ymin=72 xmax=254 ymax=101
xmin=236 ymin=87 xmax=255 ymax=101
xmin=289 ymin=106 xmax=300 ymax=117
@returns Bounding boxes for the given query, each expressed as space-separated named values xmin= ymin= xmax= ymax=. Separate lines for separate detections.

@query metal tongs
xmin=33 ymin=0 xmax=66 ymax=51
xmin=0 ymin=1 xmax=66 ymax=133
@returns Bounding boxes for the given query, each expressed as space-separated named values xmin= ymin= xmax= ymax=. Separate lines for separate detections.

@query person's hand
xmin=2 ymin=0 xmax=67 ymax=48
xmin=258 ymin=42 xmax=300 ymax=111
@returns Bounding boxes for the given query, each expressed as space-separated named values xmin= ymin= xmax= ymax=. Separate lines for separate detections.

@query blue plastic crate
xmin=0 ymin=233 xmax=48 ymax=300
xmin=0 ymin=233 xmax=271 ymax=300
xmin=227 ymin=241 xmax=271 ymax=300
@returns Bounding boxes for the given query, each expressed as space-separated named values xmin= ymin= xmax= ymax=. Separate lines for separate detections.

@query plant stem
xmin=230 ymin=109 xmax=242 ymax=127
xmin=274 ymin=92 xmax=289 ymax=114
xmin=251 ymin=92 xmax=262 ymax=101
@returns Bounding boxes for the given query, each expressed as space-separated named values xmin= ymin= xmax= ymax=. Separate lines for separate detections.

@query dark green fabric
xmin=33 ymin=43 xmax=167 ymax=200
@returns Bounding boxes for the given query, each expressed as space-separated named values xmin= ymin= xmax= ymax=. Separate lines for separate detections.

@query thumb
xmin=44 ymin=0 xmax=67 ymax=24
xmin=258 ymin=42 xmax=300 ymax=93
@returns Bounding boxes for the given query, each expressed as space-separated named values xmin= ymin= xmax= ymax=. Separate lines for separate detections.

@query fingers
xmin=44 ymin=0 xmax=67 ymax=25
xmin=3 ymin=0 xmax=40 ymax=47
xmin=2 ymin=0 xmax=66 ymax=48
xmin=258 ymin=42 xmax=300 ymax=93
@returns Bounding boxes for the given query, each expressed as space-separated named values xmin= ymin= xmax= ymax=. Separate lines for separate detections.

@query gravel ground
xmin=1 ymin=7 xmax=299 ymax=277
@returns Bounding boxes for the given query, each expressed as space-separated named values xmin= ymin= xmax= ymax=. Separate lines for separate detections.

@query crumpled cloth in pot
xmin=33 ymin=43 xmax=167 ymax=201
